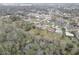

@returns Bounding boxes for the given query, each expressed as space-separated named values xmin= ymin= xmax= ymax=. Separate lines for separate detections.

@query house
xmin=65 ymin=31 xmax=74 ymax=37
xmin=55 ymin=26 xmax=63 ymax=34
xmin=48 ymin=28 xmax=56 ymax=32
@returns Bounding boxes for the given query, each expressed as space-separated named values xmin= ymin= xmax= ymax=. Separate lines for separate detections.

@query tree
xmin=9 ymin=15 xmax=21 ymax=22
xmin=61 ymin=28 xmax=66 ymax=38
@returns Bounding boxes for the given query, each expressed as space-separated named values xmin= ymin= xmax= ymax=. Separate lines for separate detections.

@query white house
xmin=65 ymin=32 xmax=74 ymax=37
xmin=55 ymin=26 xmax=63 ymax=34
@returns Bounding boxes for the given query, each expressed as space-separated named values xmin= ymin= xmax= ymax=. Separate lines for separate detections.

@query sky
xmin=0 ymin=0 xmax=79 ymax=3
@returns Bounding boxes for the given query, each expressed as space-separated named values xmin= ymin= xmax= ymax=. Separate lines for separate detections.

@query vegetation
xmin=0 ymin=15 xmax=79 ymax=55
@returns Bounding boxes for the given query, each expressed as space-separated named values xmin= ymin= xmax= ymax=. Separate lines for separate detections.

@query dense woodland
xmin=0 ymin=15 xmax=78 ymax=55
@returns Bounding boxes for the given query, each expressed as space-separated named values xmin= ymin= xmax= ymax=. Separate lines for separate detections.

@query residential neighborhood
xmin=0 ymin=3 xmax=79 ymax=55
